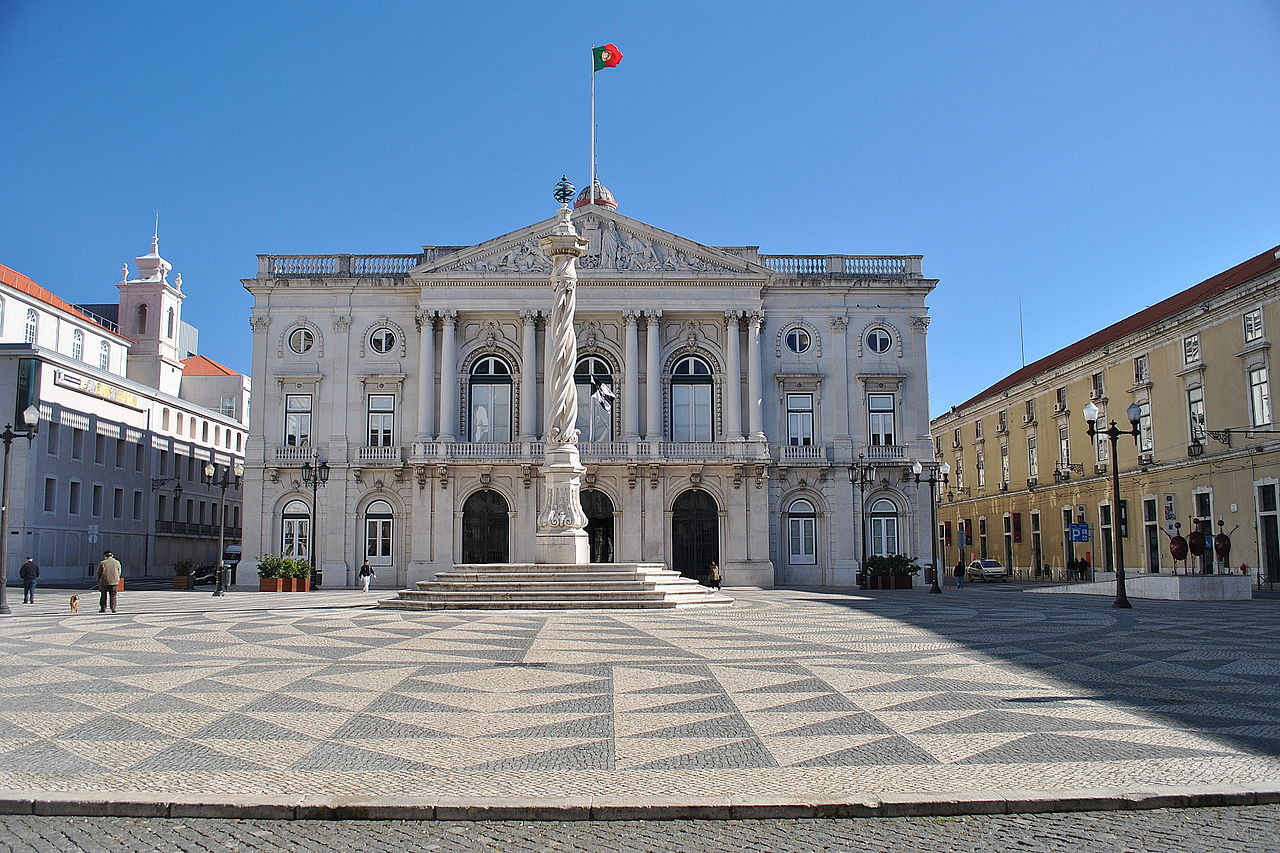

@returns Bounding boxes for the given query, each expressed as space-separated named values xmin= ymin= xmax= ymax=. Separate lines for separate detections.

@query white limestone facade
xmin=242 ymin=202 xmax=938 ymax=589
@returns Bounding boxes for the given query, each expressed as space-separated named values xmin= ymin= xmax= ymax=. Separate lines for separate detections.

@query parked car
xmin=967 ymin=559 xmax=1009 ymax=582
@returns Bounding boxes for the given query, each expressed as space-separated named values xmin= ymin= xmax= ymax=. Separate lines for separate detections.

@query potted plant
xmin=257 ymin=554 xmax=286 ymax=592
xmin=286 ymin=558 xmax=312 ymax=592
xmin=864 ymin=554 xmax=921 ymax=590
xmin=172 ymin=559 xmax=196 ymax=589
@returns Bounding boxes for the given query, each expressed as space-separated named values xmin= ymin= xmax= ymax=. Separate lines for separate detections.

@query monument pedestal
xmin=535 ymin=443 xmax=590 ymax=565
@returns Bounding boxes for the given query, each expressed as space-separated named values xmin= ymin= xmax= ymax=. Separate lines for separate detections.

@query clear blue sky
xmin=2 ymin=1 xmax=1277 ymax=416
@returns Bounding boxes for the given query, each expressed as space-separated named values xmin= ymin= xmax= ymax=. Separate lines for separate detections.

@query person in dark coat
xmin=954 ymin=559 xmax=966 ymax=588
xmin=19 ymin=557 xmax=38 ymax=604
xmin=358 ymin=560 xmax=375 ymax=593
xmin=707 ymin=561 xmax=722 ymax=589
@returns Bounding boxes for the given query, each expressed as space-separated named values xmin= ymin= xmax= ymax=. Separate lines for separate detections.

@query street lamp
xmin=202 ymin=461 xmax=244 ymax=596
xmin=1083 ymin=399 xmax=1141 ymax=609
xmin=300 ymin=459 xmax=329 ymax=589
xmin=850 ymin=454 xmax=878 ymax=586
xmin=1 ymin=406 xmax=41 ymax=616
xmin=912 ymin=459 xmax=951 ymax=594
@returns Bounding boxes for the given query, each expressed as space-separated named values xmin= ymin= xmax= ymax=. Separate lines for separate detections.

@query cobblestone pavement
xmin=1 ymin=805 xmax=1278 ymax=852
xmin=0 ymin=583 xmax=1278 ymax=804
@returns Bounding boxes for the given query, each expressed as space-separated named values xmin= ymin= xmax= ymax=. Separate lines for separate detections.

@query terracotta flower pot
xmin=172 ymin=575 xmax=193 ymax=589
xmin=259 ymin=577 xmax=285 ymax=592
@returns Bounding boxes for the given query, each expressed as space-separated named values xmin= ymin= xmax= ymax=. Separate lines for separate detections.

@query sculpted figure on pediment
xmin=453 ymin=239 xmax=551 ymax=273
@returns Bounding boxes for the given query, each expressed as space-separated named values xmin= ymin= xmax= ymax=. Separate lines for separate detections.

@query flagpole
xmin=590 ymin=46 xmax=596 ymax=206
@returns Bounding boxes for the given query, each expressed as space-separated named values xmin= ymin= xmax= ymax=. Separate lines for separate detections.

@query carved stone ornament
xmin=910 ymin=316 xmax=931 ymax=333
xmin=249 ymin=315 xmax=270 ymax=332
xmin=587 ymin=219 xmax=725 ymax=272
xmin=579 ymin=321 xmax=601 ymax=353
xmin=451 ymin=238 xmax=552 ymax=273
xmin=334 ymin=315 xmax=352 ymax=332
xmin=831 ymin=316 xmax=849 ymax=332
xmin=482 ymin=321 xmax=501 ymax=351
xmin=414 ymin=311 xmax=434 ymax=332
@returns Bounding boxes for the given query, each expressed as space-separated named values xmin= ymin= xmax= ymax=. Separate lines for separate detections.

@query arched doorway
xmin=581 ymin=489 xmax=614 ymax=563
xmin=281 ymin=499 xmax=311 ymax=561
xmin=672 ymin=489 xmax=719 ymax=582
xmin=462 ymin=490 xmax=509 ymax=563
xmin=364 ymin=500 xmax=394 ymax=577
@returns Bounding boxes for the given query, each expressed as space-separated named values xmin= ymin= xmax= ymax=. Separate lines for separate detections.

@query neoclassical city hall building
xmin=241 ymin=187 xmax=938 ymax=589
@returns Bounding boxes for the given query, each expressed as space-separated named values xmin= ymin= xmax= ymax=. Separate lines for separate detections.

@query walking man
xmin=954 ymin=559 xmax=966 ymax=589
xmin=96 ymin=550 xmax=121 ymax=613
xmin=19 ymin=556 xmax=38 ymax=604
xmin=358 ymin=560 xmax=374 ymax=593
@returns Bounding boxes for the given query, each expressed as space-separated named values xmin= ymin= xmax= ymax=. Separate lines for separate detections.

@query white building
xmin=242 ymin=188 xmax=938 ymax=589
xmin=0 ymin=237 xmax=249 ymax=584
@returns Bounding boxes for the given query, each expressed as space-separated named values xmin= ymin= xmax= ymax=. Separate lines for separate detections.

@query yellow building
xmin=931 ymin=245 xmax=1279 ymax=583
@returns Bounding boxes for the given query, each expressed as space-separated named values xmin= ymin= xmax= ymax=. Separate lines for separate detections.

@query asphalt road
xmin=1 ymin=805 xmax=1277 ymax=852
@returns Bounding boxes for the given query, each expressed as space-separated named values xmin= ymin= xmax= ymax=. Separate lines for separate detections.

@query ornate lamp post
xmin=202 ymin=461 xmax=244 ymax=596
xmin=0 ymin=406 xmax=41 ymax=616
xmin=300 ymin=459 xmax=330 ymax=589
xmin=912 ymin=459 xmax=950 ymax=594
xmin=851 ymin=453 xmax=877 ymax=585
xmin=1083 ymin=400 xmax=1141 ymax=609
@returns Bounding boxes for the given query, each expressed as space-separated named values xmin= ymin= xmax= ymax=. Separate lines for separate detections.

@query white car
xmin=967 ymin=559 xmax=1009 ymax=582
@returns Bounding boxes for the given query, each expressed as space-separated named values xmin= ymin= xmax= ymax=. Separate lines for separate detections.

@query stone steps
xmin=378 ymin=561 xmax=733 ymax=611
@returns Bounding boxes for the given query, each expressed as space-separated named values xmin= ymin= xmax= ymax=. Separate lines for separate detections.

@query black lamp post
xmin=300 ymin=459 xmax=329 ymax=589
xmin=1083 ymin=400 xmax=1141 ymax=609
xmin=912 ymin=459 xmax=951 ymax=594
xmin=0 ymin=406 xmax=41 ymax=616
xmin=202 ymin=461 xmax=244 ymax=596
xmin=851 ymin=453 xmax=877 ymax=585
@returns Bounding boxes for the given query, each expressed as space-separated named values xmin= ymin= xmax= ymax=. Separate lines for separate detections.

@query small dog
xmin=69 ymin=595 xmax=80 ymax=614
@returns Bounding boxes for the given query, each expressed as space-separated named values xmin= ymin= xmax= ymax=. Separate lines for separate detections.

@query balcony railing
xmin=274 ymin=445 xmax=317 ymax=463
xmin=779 ymin=444 xmax=829 ymax=463
xmin=156 ymin=521 xmax=242 ymax=539
xmin=260 ymin=254 xmax=424 ymax=278
xmin=863 ymin=444 xmax=908 ymax=463
xmin=760 ymin=255 xmax=922 ymax=278
xmin=406 ymin=440 xmax=769 ymax=464
xmin=357 ymin=445 xmax=404 ymax=464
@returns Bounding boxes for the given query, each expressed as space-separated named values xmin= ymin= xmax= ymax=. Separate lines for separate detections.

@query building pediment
xmin=413 ymin=209 xmax=770 ymax=280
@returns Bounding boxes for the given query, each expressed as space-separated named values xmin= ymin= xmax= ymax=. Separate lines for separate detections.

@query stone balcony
xmin=408 ymin=440 xmax=771 ymax=465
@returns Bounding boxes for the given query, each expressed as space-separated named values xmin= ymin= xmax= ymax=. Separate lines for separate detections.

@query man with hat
xmin=95 ymin=550 xmax=121 ymax=613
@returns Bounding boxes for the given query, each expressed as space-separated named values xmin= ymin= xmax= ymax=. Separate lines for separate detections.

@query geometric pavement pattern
xmin=1 ymin=584 xmax=1279 ymax=801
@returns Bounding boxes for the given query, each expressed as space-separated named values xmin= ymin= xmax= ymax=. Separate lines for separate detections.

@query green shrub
xmin=283 ymin=558 xmax=311 ymax=579
xmin=864 ymin=554 xmax=921 ymax=576
xmin=172 ymin=560 xmax=195 ymax=576
xmin=256 ymin=554 xmax=287 ymax=579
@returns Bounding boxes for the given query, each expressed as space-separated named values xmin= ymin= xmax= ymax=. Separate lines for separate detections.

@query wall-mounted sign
xmin=54 ymin=369 xmax=142 ymax=410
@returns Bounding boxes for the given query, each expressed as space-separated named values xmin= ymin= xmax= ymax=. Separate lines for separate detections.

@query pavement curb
xmin=3 ymin=784 xmax=1278 ymax=822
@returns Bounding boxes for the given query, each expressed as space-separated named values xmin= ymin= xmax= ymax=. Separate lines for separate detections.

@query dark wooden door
xmin=672 ymin=489 xmax=719 ymax=581
xmin=462 ymin=490 xmax=509 ymax=564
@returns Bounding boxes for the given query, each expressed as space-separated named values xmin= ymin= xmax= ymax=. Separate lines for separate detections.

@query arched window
xmin=469 ymin=356 xmax=512 ymax=442
xmin=787 ymin=498 xmax=817 ymax=565
xmin=166 ymin=307 xmax=175 ymax=339
xmin=202 ymin=421 xmax=209 ymax=442
xmin=671 ymin=355 xmax=713 ymax=441
xmin=0 ymin=297 xmax=5 ymax=332
xmin=869 ymin=498 xmax=900 ymax=557
xmin=24 ymin=308 xmax=38 ymax=344
xmin=99 ymin=340 xmax=110 ymax=370
xmin=162 ymin=409 xmax=170 ymax=431
xmin=281 ymin=499 xmax=311 ymax=560
xmin=71 ymin=329 xmax=84 ymax=361
xmin=135 ymin=304 xmax=148 ymax=335
xmin=574 ymin=356 xmax=613 ymax=442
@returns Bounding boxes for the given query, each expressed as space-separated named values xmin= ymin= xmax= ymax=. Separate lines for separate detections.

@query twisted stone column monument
xmin=534 ymin=197 xmax=591 ymax=564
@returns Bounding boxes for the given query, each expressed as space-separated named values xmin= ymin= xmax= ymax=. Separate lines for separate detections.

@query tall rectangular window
xmin=1055 ymin=387 xmax=1067 ymax=409
xmin=220 ymin=395 xmax=236 ymax=418
xmin=997 ymin=410 xmax=1007 ymax=431
xmin=1144 ymin=497 xmax=1161 ymax=572
xmin=285 ymin=395 xmax=312 ymax=446
xmin=1134 ymin=354 xmax=1149 ymax=384
xmin=1091 ymin=372 xmax=1105 ymax=398
xmin=1027 ymin=435 xmax=1038 ymax=478
xmin=95 ymin=433 xmax=106 ymax=464
xmin=955 ymin=455 xmax=965 ymax=489
xmin=1058 ymin=425 xmax=1070 ymax=465
xmin=46 ymin=422 xmax=59 ymax=456
xmin=135 ymin=443 xmax=145 ymax=472
xmin=1183 ymin=333 xmax=1201 ymax=365
xmin=1094 ymin=407 xmax=1109 ymax=463
xmin=71 ymin=428 xmax=84 ymax=460
xmin=91 ymin=484 xmax=103 ymax=517
xmin=868 ymin=394 xmax=895 ymax=446
xmin=44 ymin=478 xmax=56 ymax=512
xmin=786 ymin=394 xmax=813 ymax=446
xmin=1244 ymin=309 xmax=1264 ymax=343
xmin=1187 ymin=386 xmax=1206 ymax=441
xmin=1251 ymin=367 xmax=1272 ymax=426
xmin=68 ymin=481 xmax=81 ymax=515
xmin=113 ymin=488 xmax=124 ymax=519
xmin=1025 ymin=399 xmax=1036 ymax=422
xmin=1138 ymin=400 xmax=1154 ymax=452
xmin=133 ymin=490 xmax=143 ymax=521
xmin=671 ymin=385 xmax=712 ymax=442
xmin=1000 ymin=442 xmax=1010 ymax=484
xmin=976 ymin=451 xmax=986 ymax=487
xmin=974 ymin=419 xmax=984 ymax=440
xmin=367 ymin=394 xmax=395 ymax=446
xmin=115 ymin=438 xmax=125 ymax=468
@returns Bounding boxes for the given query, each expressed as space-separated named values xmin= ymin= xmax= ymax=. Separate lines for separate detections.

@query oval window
xmin=369 ymin=327 xmax=396 ymax=354
xmin=785 ymin=327 xmax=811 ymax=354
xmin=288 ymin=327 xmax=314 ymax=354
xmin=867 ymin=328 xmax=892 ymax=353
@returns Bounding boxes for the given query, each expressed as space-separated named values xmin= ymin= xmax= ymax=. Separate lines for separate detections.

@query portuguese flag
xmin=593 ymin=43 xmax=623 ymax=71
